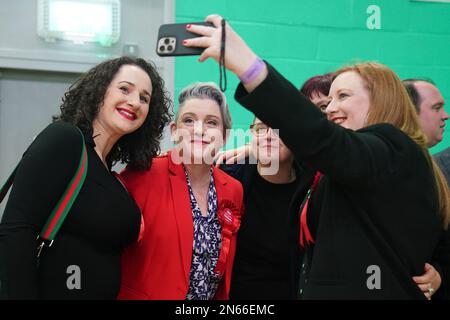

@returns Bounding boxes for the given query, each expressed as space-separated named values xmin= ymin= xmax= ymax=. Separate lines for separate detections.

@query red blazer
xmin=117 ymin=151 xmax=244 ymax=300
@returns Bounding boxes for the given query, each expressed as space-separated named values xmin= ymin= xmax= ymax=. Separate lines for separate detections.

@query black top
xmin=229 ymin=166 xmax=298 ymax=299
xmin=435 ymin=147 xmax=450 ymax=186
xmin=221 ymin=162 xmax=306 ymax=299
xmin=235 ymin=64 xmax=443 ymax=299
xmin=0 ymin=122 xmax=140 ymax=299
xmin=433 ymin=147 xmax=450 ymax=299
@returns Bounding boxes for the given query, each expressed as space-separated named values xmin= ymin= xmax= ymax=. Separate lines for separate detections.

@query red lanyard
xmin=299 ymin=171 xmax=322 ymax=249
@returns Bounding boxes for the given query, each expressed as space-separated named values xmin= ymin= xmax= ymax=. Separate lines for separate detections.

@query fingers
xmin=214 ymin=147 xmax=251 ymax=165
xmin=412 ymin=264 xmax=434 ymax=284
xmin=205 ymin=14 xmax=224 ymax=27
xmin=215 ymin=149 xmax=239 ymax=166
xmin=243 ymin=144 xmax=252 ymax=158
xmin=416 ymin=282 xmax=436 ymax=300
xmin=413 ymin=274 xmax=431 ymax=284
xmin=183 ymin=36 xmax=210 ymax=49
xmin=214 ymin=152 xmax=225 ymax=167
xmin=183 ymin=37 xmax=213 ymax=63
xmin=217 ymin=150 xmax=237 ymax=164
xmin=191 ymin=14 xmax=258 ymax=78
xmin=214 ymin=147 xmax=251 ymax=166
xmin=198 ymin=49 xmax=211 ymax=63
xmin=227 ymin=148 xmax=248 ymax=164
xmin=225 ymin=155 xmax=240 ymax=165
xmin=186 ymin=23 xmax=215 ymax=37
xmin=413 ymin=265 xmax=436 ymax=299
xmin=183 ymin=24 xmax=218 ymax=63
xmin=418 ymin=283 xmax=431 ymax=292
xmin=414 ymin=263 xmax=441 ymax=295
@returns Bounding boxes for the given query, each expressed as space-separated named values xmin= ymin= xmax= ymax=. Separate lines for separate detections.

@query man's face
xmin=415 ymin=81 xmax=449 ymax=147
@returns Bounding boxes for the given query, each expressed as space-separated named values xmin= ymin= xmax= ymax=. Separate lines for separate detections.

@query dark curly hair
xmin=54 ymin=56 xmax=172 ymax=170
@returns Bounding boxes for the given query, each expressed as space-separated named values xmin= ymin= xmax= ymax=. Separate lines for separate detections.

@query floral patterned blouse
xmin=184 ymin=167 xmax=222 ymax=300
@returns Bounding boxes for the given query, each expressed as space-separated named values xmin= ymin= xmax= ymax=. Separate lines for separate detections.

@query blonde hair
xmin=334 ymin=62 xmax=450 ymax=229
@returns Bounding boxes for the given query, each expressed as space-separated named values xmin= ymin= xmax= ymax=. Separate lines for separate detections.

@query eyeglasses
xmin=250 ymin=123 xmax=270 ymax=136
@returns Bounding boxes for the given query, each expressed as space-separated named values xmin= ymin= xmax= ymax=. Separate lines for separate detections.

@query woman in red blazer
xmin=117 ymin=82 xmax=244 ymax=300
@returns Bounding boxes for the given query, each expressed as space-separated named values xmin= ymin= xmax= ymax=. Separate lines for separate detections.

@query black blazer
xmin=435 ymin=147 xmax=450 ymax=185
xmin=234 ymin=64 xmax=443 ymax=299
xmin=433 ymin=147 xmax=450 ymax=299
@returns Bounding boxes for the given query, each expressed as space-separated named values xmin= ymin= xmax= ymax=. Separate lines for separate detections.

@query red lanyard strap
xmin=299 ymin=171 xmax=322 ymax=249
xmin=0 ymin=127 xmax=88 ymax=256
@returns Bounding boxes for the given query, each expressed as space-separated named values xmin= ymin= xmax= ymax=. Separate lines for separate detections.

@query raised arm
xmin=185 ymin=16 xmax=423 ymax=188
xmin=184 ymin=14 xmax=267 ymax=93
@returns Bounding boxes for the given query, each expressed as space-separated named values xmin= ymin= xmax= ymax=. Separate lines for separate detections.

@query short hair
xmin=299 ymin=73 xmax=334 ymax=99
xmin=176 ymin=82 xmax=232 ymax=134
xmin=402 ymin=78 xmax=436 ymax=114
xmin=55 ymin=56 xmax=172 ymax=170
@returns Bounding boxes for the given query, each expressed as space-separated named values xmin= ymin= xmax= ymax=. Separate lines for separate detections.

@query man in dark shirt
xmin=404 ymin=79 xmax=450 ymax=299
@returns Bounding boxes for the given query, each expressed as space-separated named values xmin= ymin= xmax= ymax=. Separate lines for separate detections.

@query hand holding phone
xmin=156 ymin=22 xmax=214 ymax=56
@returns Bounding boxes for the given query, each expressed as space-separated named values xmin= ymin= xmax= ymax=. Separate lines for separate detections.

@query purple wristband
xmin=238 ymin=57 xmax=265 ymax=84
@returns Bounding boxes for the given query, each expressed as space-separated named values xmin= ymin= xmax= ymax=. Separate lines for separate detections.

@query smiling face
xmin=171 ymin=97 xmax=225 ymax=164
xmin=250 ymin=118 xmax=293 ymax=166
xmin=325 ymin=71 xmax=371 ymax=130
xmin=93 ymin=64 xmax=152 ymax=138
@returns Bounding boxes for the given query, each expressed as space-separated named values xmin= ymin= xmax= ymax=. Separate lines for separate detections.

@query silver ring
xmin=428 ymin=283 xmax=435 ymax=295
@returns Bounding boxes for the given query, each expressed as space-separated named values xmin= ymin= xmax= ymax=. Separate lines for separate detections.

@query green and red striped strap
xmin=1 ymin=127 xmax=88 ymax=244
xmin=39 ymin=135 xmax=87 ymax=241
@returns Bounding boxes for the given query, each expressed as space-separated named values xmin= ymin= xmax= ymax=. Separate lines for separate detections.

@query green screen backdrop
xmin=175 ymin=0 xmax=450 ymax=154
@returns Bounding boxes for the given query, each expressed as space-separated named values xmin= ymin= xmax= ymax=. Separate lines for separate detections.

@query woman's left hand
xmin=412 ymin=263 xmax=441 ymax=300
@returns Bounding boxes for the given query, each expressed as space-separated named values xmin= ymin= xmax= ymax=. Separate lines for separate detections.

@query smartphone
xmin=156 ymin=22 xmax=214 ymax=56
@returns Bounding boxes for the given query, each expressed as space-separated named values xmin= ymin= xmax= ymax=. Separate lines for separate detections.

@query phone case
xmin=156 ymin=22 xmax=214 ymax=56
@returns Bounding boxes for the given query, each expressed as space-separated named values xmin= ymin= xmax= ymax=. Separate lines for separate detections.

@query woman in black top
xmin=222 ymin=117 xmax=303 ymax=300
xmin=185 ymin=15 xmax=450 ymax=299
xmin=220 ymin=77 xmax=445 ymax=299
xmin=0 ymin=57 xmax=171 ymax=299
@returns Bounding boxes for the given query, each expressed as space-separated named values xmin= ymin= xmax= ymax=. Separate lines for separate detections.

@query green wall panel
xmin=175 ymin=0 xmax=450 ymax=153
